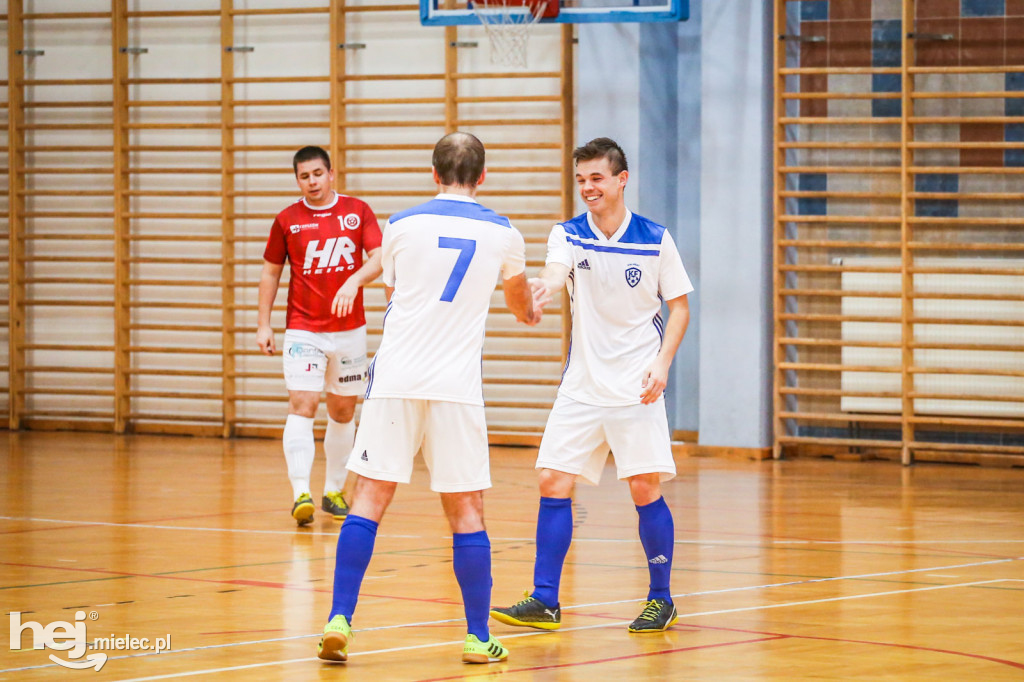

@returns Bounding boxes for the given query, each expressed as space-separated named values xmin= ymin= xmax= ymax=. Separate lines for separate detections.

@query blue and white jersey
xmin=366 ymin=193 xmax=527 ymax=405
xmin=548 ymin=209 xmax=693 ymax=407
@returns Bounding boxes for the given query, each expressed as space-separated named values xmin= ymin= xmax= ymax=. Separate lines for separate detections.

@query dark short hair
xmin=572 ymin=137 xmax=628 ymax=175
xmin=293 ymin=146 xmax=331 ymax=174
xmin=432 ymin=132 xmax=485 ymax=187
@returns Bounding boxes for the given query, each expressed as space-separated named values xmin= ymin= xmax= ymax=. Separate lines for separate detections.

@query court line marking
xmin=4 ymin=515 xmax=1023 ymax=548
xmin=774 ymin=539 xmax=1024 ymax=545
xmin=0 ymin=515 xmax=417 ymax=538
xmin=3 ymin=561 xmax=1020 ymax=676
xmin=98 ymin=578 xmax=1018 ymax=681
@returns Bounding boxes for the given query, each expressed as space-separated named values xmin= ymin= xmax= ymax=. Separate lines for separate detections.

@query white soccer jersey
xmin=365 ymin=193 xmax=527 ymax=405
xmin=548 ymin=209 xmax=693 ymax=407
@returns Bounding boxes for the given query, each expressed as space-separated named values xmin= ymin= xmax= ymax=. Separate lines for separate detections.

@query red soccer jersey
xmin=263 ymin=193 xmax=382 ymax=333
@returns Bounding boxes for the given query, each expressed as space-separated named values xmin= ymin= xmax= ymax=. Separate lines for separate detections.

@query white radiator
xmin=838 ymin=257 xmax=1024 ymax=418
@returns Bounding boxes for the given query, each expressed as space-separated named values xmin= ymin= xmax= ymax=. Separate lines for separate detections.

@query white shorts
xmin=282 ymin=328 xmax=368 ymax=396
xmin=347 ymin=398 xmax=491 ymax=493
xmin=536 ymin=394 xmax=676 ymax=486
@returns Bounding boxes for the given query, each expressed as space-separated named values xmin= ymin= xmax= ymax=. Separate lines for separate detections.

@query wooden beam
xmin=8 ymin=0 xmax=26 ymax=430
xmin=771 ymin=0 xmax=785 ymax=459
xmin=900 ymin=0 xmax=916 ymax=466
xmin=560 ymin=23 xmax=574 ymax=363
xmin=220 ymin=0 xmax=236 ymax=437
xmin=112 ymin=0 xmax=130 ymax=433
xmin=444 ymin=17 xmax=457 ymax=134
xmin=331 ymin=0 xmax=346 ymax=191
xmin=677 ymin=444 xmax=773 ymax=461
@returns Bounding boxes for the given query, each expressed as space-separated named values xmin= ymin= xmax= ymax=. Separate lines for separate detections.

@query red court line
xmin=485 ymin=609 xmax=1024 ymax=673
xmin=693 ymin=623 xmax=1024 ymax=671
xmin=198 ymin=629 xmax=285 ymax=636
xmin=0 ymin=561 xmax=459 ymax=606
xmin=417 ymin=635 xmax=790 ymax=680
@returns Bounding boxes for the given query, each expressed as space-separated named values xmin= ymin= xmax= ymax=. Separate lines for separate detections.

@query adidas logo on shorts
xmin=648 ymin=554 xmax=668 ymax=565
xmin=577 ymin=259 xmax=591 ymax=270
xmin=360 ymin=450 xmax=368 ymax=462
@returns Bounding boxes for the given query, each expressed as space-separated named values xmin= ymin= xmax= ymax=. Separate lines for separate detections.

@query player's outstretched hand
xmin=256 ymin=325 xmax=276 ymax=356
xmin=528 ymin=277 xmax=552 ymax=309
xmin=524 ymin=278 xmax=550 ymax=326
xmin=525 ymin=305 xmax=543 ymax=326
xmin=640 ymin=358 xmax=670 ymax=404
xmin=332 ymin=279 xmax=360 ymax=318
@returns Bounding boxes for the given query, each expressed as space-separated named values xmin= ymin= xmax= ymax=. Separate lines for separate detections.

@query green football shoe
xmin=291 ymin=493 xmax=315 ymax=526
xmin=462 ymin=633 xmax=508 ymax=664
xmin=317 ymin=614 xmax=352 ymax=662
xmin=321 ymin=491 xmax=349 ymax=519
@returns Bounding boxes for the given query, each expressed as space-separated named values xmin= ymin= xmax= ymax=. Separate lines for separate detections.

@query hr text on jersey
xmin=301 ymin=237 xmax=358 ymax=275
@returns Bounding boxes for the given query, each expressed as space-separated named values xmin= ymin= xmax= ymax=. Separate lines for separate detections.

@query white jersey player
xmin=491 ymin=137 xmax=692 ymax=635
xmin=363 ymin=195 xmax=527 ymax=406
xmin=318 ymin=132 xmax=539 ymax=667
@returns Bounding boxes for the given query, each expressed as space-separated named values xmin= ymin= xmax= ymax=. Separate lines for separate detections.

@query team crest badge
xmin=625 ymin=265 xmax=642 ymax=288
xmin=343 ymin=213 xmax=361 ymax=230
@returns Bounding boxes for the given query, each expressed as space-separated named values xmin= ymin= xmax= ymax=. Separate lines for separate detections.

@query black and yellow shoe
xmin=322 ymin=491 xmax=349 ymax=520
xmin=317 ymin=614 xmax=352 ymax=662
xmin=462 ymin=633 xmax=508 ymax=664
xmin=627 ymin=598 xmax=678 ymax=633
xmin=291 ymin=493 xmax=315 ymax=526
xmin=489 ymin=593 xmax=561 ymax=631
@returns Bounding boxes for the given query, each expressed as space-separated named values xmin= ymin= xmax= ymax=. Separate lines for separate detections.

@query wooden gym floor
xmin=1 ymin=431 xmax=1023 ymax=680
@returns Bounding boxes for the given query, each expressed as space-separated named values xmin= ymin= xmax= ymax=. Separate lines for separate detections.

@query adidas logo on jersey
xmin=360 ymin=450 xmax=368 ymax=462
xmin=577 ymin=258 xmax=591 ymax=270
xmin=648 ymin=554 xmax=668 ymax=565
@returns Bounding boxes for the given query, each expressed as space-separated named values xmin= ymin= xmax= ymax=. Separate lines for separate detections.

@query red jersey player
xmin=257 ymin=146 xmax=383 ymax=526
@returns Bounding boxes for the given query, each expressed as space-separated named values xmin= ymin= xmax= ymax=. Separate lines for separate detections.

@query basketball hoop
xmin=470 ymin=0 xmax=558 ymax=68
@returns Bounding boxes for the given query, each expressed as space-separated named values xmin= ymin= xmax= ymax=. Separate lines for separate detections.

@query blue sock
xmin=636 ymin=496 xmax=674 ymax=602
xmin=330 ymin=514 xmax=379 ymax=623
xmin=531 ymin=496 xmax=573 ymax=608
xmin=453 ymin=531 xmax=492 ymax=641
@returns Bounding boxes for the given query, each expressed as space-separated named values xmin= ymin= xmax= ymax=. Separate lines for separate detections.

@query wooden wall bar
xmin=773 ymin=0 xmax=1024 ymax=466
xmin=3 ymin=1 xmax=16 ymax=426
xmin=3 ymin=0 xmax=571 ymax=442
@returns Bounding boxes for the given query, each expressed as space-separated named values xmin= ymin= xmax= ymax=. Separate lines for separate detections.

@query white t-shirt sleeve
xmin=380 ymin=220 xmax=396 ymax=287
xmin=501 ymin=225 xmax=527 ymax=279
xmin=658 ymin=230 xmax=694 ymax=300
xmin=545 ymin=224 xmax=573 ymax=268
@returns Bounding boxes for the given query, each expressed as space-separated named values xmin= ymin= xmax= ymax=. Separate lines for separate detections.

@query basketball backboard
xmin=420 ymin=0 xmax=689 ymax=25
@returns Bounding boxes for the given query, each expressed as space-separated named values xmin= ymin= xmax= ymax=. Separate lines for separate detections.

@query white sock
xmin=323 ymin=415 xmax=355 ymax=493
xmin=283 ymin=414 xmax=316 ymax=500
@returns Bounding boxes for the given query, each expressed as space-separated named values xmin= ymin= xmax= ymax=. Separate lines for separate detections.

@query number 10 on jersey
xmin=438 ymin=237 xmax=476 ymax=302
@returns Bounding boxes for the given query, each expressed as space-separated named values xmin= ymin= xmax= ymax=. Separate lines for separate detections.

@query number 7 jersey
xmin=366 ymin=193 xmax=527 ymax=405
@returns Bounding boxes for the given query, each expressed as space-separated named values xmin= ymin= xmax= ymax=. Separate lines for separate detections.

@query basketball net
xmin=470 ymin=0 xmax=545 ymax=68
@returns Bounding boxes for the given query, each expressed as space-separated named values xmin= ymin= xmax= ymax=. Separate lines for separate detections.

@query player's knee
xmin=538 ymin=468 xmax=574 ymax=498
xmin=326 ymin=399 xmax=356 ymax=423
xmin=627 ymin=474 xmax=661 ymax=506
xmin=440 ymin=491 xmax=484 ymax=532
xmin=288 ymin=392 xmax=319 ymax=417
xmin=350 ymin=477 xmax=396 ymax=521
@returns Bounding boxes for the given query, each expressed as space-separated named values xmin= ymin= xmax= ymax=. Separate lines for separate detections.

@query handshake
xmin=525 ymin=277 xmax=554 ymax=326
